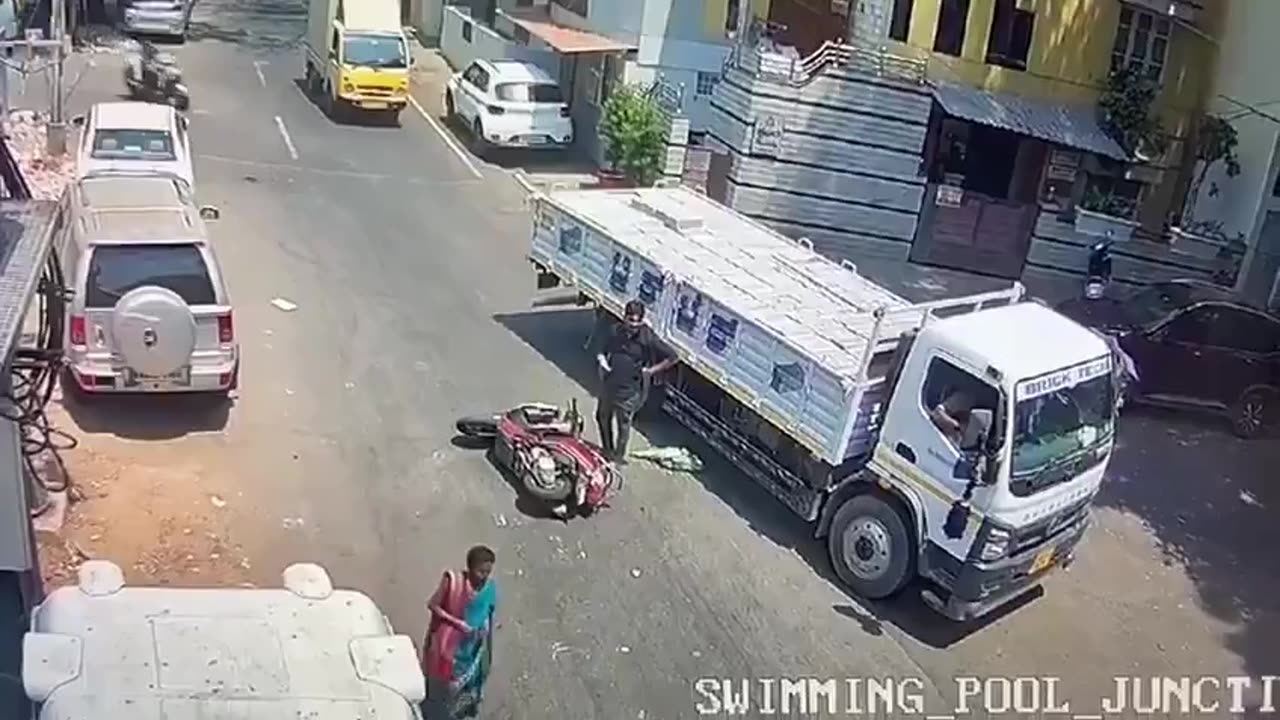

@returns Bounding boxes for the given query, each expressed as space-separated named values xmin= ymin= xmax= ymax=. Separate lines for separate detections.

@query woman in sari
xmin=422 ymin=545 xmax=497 ymax=718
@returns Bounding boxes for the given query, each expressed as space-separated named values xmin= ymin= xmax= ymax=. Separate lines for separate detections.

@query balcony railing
xmin=1122 ymin=0 xmax=1206 ymax=29
xmin=725 ymin=28 xmax=927 ymax=88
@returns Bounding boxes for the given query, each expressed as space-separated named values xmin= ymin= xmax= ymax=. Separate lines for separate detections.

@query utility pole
xmin=0 ymin=15 xmax=73 ymax=156
xmin=48 ymin=0 xmax=68 ymax=155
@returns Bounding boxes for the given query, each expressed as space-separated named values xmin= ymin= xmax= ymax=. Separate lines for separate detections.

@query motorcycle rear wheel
xmin=455 ymin=415 xmax=499 ymax=438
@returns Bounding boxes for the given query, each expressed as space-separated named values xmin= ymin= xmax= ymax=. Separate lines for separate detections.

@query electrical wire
xmin=3 ymin=252 xmax=77 ymax=517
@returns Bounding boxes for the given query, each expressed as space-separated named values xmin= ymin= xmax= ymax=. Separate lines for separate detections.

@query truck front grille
xmin=1011 ymin=495 xmax=1091 ymax=555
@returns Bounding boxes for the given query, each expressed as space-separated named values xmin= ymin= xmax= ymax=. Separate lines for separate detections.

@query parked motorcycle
xmin=124 ymin=46 xmax=190 ymax=110
xmin=1083 ymin=234 xmax=1114 ymax=300
xmin=455 ymin=400 xmax=622 ymax=518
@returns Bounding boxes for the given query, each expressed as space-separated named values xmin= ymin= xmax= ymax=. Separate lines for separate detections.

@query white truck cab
xmin=528 ymin=186 xmax=1119 ymax=622
xmin=862 ymin=302 xmax=1113 ymax=619
xmin=22 ymin=561 xmax=426 ymax=718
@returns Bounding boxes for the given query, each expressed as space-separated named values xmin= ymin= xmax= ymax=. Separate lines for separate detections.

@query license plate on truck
xmin=1029 ymin=546 xmax=1056 ymax=575
xmin=363 ymin=101 xmax=388 ymax=110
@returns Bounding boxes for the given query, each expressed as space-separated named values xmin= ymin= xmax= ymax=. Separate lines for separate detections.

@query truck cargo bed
xmin=530 ymin=187 xmax=1022 ymax=466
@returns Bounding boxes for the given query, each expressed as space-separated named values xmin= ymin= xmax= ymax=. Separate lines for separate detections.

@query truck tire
xmin=827 ymin=493 xmax=915 ymax=600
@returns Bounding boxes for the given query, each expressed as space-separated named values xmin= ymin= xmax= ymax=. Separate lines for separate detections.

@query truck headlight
xmin=979 ymin=527 xmax=1011 ymax=561
xmin=342 ymin=82 xmax=354 ymax=94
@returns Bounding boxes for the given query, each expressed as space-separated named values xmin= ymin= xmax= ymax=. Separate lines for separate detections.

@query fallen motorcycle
xmin=455 ymin=400 xmax=622 ymax=517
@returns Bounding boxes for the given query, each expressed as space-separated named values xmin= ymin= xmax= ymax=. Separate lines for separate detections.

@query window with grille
xmin=933 ymin=0 xmax=971 ymax=57
xmin=695 ymin=72 xmax=719 ymax=97
xmin=1111 ymin=6 xmax=1170 ymax=82
xmin=985 ymin=0 xmax=1034 ymax=70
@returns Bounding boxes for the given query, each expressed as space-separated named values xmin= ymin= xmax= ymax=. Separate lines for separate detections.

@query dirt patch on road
xmin=36 ymin=405 xmax=265 ymax=590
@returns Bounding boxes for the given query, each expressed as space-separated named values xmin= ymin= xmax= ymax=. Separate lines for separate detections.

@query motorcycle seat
xmin=511 ymin=407 xmax=574 ymax=436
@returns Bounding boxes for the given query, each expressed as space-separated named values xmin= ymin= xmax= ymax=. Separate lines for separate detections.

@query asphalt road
xmin=34 ymin=5 xmax=1280 ymax=718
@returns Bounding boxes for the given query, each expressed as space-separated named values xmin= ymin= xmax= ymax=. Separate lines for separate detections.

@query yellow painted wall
xmin=704 ymin=0 xmax=771 ymax=40
xmin=894 ymin=0 xmax=1215 ymax=131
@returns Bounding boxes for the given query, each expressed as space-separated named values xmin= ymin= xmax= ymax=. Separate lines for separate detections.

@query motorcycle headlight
xmin=534 ymin=454 xmax=557 ymax=483
xmin=980 ymin=527 xmax=1011 ymax=561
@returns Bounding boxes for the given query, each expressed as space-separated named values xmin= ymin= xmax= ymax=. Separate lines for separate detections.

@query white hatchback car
xmin=73 ymin=102 xmax=194 ymax=187
xmin=445 ymin=59 xmax=573 ymax=153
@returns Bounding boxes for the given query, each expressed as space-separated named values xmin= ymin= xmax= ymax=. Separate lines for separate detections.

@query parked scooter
xmin=1083 ymin=232 xmax=1115 ymax=300
xmin=124 ymin=43 xmax=191 ymax=110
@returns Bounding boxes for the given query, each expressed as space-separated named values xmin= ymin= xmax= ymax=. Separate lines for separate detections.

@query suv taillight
xmin=560 ymin=106 xmax=570 ymax=117
xmin=486 ymin=105 xmax=505 ymax=115
xmin=217 ymin=313 xmax=234 ymax=344
xmin=69 ymin=315 xmax=86 ymax=346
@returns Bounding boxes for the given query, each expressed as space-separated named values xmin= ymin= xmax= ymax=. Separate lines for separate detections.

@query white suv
xmin=57 ymin=175 xmax=238 ymax=395
xmin=445 ymin=59 xmax=573 ymax=154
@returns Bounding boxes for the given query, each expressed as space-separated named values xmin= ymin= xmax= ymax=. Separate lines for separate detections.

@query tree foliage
xmin=598 ymin=84 xmax=667 ymax=187
xmin=1098 ymin=64 xmax=1167 ymax=159
xmin=1181 ymin=113 xmax=1242 ymax=227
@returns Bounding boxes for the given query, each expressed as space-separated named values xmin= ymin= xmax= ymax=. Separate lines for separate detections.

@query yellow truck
xmin=304 ymin=0 xmax=411 ymax=120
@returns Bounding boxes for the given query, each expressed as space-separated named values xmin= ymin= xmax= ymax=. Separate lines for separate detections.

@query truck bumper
xmin=338 ymin=95 xmax=407 ymax=112
xmin=919 ymin=512 xmax=1090 ymax=622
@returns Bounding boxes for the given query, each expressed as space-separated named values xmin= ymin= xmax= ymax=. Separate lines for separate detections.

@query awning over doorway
xmin=505 ymin=9 xmax=635 ymax=54
xmin=932 ymin=81 xmax=1128 ymax=161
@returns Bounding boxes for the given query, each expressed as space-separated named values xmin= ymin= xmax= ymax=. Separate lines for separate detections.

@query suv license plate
xmin=527 ymin=136 xmax=546 ymax=145
xmin=126 ymin=367 xmax=191 ymax=388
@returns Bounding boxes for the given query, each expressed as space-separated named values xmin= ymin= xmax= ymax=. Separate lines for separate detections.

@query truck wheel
xmin=827 ymin=493 xmax=915 ymax=600
xmin=1231 ymin=388 xmax=1276 ymax=439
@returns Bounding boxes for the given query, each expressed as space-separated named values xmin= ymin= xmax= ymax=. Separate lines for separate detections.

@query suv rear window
xmin=494 ymin=82 xmax=564 ymax=104
xmin=85 ymin=244 xmax=216 ymax=308
xmin=91 ymin=129 xmax=176 ymax=160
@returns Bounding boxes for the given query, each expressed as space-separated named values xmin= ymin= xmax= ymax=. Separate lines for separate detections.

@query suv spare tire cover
xmin=111 ymin=286 xmax=197 ymax=377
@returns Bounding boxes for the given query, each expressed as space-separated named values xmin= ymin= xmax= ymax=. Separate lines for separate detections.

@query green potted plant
xmin=597 ymin=84 xmax=668 ymax=188
xmin=1075 ymin=186 xmax=1139 ymax=240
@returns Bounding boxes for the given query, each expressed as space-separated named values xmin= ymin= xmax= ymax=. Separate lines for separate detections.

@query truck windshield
xmin=1010 ymin=359 xmax=1115 ymax=492
xmin=343 ymin=34 xmax=407 ymax=69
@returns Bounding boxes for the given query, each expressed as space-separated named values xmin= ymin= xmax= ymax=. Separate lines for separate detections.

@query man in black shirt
xmin=594 ymin=301 xmax=677 ymax=462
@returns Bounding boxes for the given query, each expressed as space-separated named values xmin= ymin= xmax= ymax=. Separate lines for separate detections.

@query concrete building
xmin=1185 ymin=0 xmax=1280 ymax=309
xmin=438 ymin=0 xmax=772 ymax=164
xmin=706 ymin=0 xmax=1229 ymax=290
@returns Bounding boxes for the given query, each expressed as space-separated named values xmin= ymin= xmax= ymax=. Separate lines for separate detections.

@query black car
xmin=1057 ymin=279 xmax=1280 ymax=438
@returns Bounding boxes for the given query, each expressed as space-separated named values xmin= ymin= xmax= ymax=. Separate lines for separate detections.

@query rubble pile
xmin=3 ymin=110 xmax=76 ymax=200
xmin=72 ymin=24 xmax=139 ymax=55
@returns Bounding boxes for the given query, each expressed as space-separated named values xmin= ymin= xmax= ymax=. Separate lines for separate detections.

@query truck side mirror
xmin=943 ymin=500 xmax=970 ymax=540
xmin=199 ymin=205 xmax=220 ymax=220
xmin=70 ymin=114 xmax=85 ymax=128
xmin=952 ymin=451 xmax=981 ymax=481
xmin=959 ymin=409 xmax=992 ymax=452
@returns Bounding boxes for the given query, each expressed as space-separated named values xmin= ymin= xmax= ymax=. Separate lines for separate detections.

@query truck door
xmin=887 ymin=353 xmax=1002 ymax=559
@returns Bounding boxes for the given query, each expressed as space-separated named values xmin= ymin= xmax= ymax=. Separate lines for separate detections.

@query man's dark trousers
xmin=596 ymin=387 xmax=643 ymax=459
